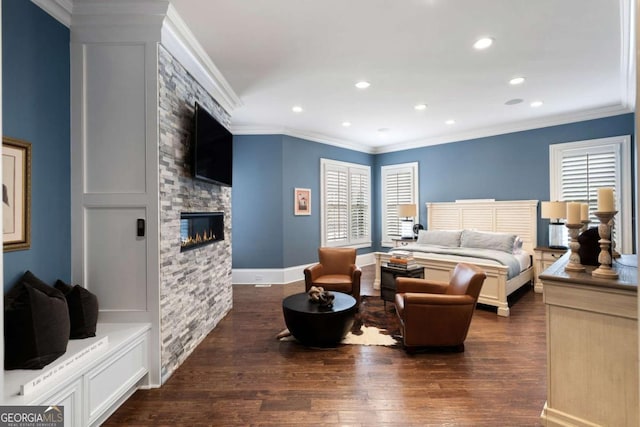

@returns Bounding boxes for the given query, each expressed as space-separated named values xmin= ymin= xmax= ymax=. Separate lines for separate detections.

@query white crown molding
xmin=374 ymin=103 xmax=634 ymax=154
xmin=231 ymin=125 xmax=376 ymax=154
xmin=232 ymin=104 xmax=632 ymax=155
xmin=31 ymin=0 xmax=73 ymax=27
xmin=161 ymin=4 xmax=242 ymax=115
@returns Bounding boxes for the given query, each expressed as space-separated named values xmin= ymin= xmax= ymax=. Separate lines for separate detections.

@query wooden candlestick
xmin=564 ymin=223 xmax=585 ymax=272
xmin=592 ymin=211 xmax=618 ymax=279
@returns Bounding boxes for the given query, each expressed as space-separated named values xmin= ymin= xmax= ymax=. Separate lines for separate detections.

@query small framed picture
xmin=294 ymin=188 xmax=311 ymax=216
xmin=3 ymin=136 xmax=32 ymax=252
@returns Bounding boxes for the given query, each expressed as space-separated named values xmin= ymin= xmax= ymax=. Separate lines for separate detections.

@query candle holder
xmin=564 ymin=223 xmax=585 ymax=272
xmin=609 ymin=216 xmax=621 ymax=259
xmin=592 ymin=211 xmax=618 ymax=279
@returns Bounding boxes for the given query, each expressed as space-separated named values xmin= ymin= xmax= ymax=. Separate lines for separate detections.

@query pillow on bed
xmin=416 ymin=229 xmax=462 ymax=247
xmin=513 ymin=236 xmax=524 ymax=254
xmin=460 ymin=230 xmax=517 ymax=254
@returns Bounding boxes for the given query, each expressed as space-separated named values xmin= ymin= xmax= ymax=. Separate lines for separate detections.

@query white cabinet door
xmin=85 ymin=208 xmax=148 ymax=311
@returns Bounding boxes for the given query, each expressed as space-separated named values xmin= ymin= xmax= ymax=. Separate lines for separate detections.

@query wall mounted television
xmin=192 ymin=102 xmax=233 ymax=186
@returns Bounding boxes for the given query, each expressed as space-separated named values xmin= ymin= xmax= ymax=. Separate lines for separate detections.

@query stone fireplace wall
xmin=157 ymin=45 xmax=232 ymax=382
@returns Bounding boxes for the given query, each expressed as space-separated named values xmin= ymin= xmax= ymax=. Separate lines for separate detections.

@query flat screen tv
xmin=192 ymin=102 xmax=233 ymax=186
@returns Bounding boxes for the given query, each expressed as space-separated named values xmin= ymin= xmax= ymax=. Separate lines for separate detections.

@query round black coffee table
xmin=282 ymin=292 xmax=357 ymax=347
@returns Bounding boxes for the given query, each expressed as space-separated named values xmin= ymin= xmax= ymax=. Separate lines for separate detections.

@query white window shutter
xmin=381 ymin=163 xmax=419 ymax=246
xmin=321 ymin=159 xmax=371 ymax=247
xmin=550 ymin=136 xmax=632 ymax=253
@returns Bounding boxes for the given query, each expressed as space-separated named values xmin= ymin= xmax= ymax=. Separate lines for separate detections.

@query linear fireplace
xmin=180 ymin=212 xmax=224 ymax=252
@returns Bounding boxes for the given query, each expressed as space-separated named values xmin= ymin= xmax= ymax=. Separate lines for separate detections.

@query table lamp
xmin=398 ymin=204 xmax=417 ymax=239
xmin=541 ymin=201 xmax=567 ymax=249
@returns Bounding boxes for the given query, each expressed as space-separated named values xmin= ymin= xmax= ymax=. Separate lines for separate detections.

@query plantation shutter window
xmin=321 ymin=159 xmax=371 ymax=247
xmin=550 ymin=136 xmax=631 ymax=253
xmin=559 ymin=151 xmax=617 ymax=222
xmin=381 ymin=162 xmax=419 ymax=246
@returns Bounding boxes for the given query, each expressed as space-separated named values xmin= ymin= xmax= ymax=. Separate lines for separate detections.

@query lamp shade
xmin=398 ymin=204 xmax=417 ymax=217
xmin=541 ymin=201 xmax=566 ymax=220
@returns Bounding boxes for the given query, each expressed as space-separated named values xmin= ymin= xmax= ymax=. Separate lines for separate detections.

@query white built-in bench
xmin=4 ymin=323 xmax=151 ymax=427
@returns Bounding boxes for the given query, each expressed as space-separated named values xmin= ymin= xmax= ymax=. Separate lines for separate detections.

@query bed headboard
xmin=426 ymin=200 xmax=538 ymax=254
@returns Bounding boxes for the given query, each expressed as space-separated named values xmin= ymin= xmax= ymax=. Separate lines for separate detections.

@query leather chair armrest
xmin=403 ymin=293 xmax=475 ymax=306
xmin=396 ymin=277 xmax=449 ymax=294
xmin=304 ymin=264 xmax=325 ymax=290
xmin=350 ymin=265 xmax=362 ymax=305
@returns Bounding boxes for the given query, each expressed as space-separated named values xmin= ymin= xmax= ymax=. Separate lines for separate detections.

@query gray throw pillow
xmin=416 ymin=230 xmax=462 ymax=247
xmin=460 ymin=230 xmax=517 ymax=253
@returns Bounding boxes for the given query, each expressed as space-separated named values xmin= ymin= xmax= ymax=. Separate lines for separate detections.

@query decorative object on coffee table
xmin=282 ymin=292 xmax=356 ymax=347
xmin=307 ymin=285 xmax=334 ymax=308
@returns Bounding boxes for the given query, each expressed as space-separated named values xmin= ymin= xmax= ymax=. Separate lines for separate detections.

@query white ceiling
xmin=170 ymin=0 xmax=634 ymax=153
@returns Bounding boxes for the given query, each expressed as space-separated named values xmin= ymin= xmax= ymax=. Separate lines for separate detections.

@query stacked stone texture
xmin=157 ymin=45 xmax=232 ymax=382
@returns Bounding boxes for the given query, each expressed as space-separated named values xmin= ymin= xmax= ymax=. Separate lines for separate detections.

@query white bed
xmin=374 ymin=199 xmax=538 ymax=317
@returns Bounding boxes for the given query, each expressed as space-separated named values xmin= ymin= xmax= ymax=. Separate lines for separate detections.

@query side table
xmin=533 ymin=246 xmax=566 ymax=292
xmin=391 ymin=238 xmax=417 ymax=248
xmin=380 ymin=264 xmax=424 ymax=308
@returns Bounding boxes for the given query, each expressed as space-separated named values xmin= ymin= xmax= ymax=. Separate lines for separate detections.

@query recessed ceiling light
xmin=509 ymin=77 xmax=525 ymax=85
xmin=355 ymin=81 xmax=371 ymax=89
xmin=445 ymin=119 xmax=456 ymax=125
xmin=530 ymin=100 xmax=543 ymax=108
xmin=473 ymin=37 xmax=493 ymax=50
xmin=414 ymin=104 xmax=427 ymax=111
xmin=291 ymin=105 xmax=303 ymax=113
xmin=342 ymin=121 xmax=352 ymax=127
xmin=505 ymin=98 xmax=524 ymax=105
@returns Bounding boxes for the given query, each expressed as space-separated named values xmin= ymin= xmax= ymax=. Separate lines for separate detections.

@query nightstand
xmin=380 ymin=264 xmax=424 ymax=308
xmin=391 ymin=238 xmax=416 ymax=248
xmin=533 ymin=246 xmax=567 ymax=292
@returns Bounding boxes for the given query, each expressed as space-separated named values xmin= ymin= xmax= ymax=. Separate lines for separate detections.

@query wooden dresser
xmin=540 ymin=253 xmax=638 ymax=427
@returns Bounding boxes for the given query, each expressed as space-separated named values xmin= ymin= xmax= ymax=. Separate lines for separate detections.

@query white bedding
xmin=390 ymin=242 xmax=531 ymax=280
xmin=514 ymin=251 xmax=532 ymax=272
xmin=409 ymin=250 xmax=531 ymax=273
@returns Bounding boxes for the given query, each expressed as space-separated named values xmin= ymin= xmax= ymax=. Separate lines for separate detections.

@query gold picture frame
xmin=3 ymin=136 xmax=32 ymax=252
xmin=294 ymin=188 xmax=311 ymax=216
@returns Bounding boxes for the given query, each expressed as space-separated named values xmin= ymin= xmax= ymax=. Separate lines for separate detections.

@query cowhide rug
xmin=278 ymin=295 xmax=402 ymax=347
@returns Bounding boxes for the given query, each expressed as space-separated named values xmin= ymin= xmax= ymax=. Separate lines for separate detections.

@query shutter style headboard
xmin=426 ymin=200 xmax=539 ymax=254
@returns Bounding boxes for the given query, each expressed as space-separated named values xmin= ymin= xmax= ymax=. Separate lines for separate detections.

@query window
xmin=550 ymin=135 xmax=632 ymax=253
xmin=321 ymin=159 xmax=371 ymax=247
xmin=381 ymin=162 xmax=419 ymax=246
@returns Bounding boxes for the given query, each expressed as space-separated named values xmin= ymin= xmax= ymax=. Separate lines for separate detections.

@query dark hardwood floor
xmin=104 ymin=266 xmax=546 ymax=426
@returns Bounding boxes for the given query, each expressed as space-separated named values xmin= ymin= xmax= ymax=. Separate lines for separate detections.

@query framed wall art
xmin=3 ymin=136 xmax=32 ymax=252
xmin=294 ymin=188 xmax=311 ymax=216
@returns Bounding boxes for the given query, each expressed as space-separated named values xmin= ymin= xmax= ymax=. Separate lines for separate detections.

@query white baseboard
xmin=232 ymin=252 xmax=376 ymax=285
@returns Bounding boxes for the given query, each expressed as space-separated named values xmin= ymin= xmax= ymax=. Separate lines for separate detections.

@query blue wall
xmin=232 ymin=135 xmax=374 ymax=269
xmin=375 ymin=114 xmax=635 ymax=248
xmin=2 ymin=0 xmax=634 ymax=276
xmin=233 ymin=114 xmax=634 ymax=270
xmin=2 ymin=0 xmax=71 ymax=291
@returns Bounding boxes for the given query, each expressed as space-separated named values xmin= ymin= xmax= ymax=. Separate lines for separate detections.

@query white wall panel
xmin=84 ymin=44 xmax=147 ymax=194
xmin=85 ymin=207 xmax=147 ymax=311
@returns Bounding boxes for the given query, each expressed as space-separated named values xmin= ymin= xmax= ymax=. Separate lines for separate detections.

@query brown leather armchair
xmin=394 ymin=263 xmax=486 ymax=352
xmin=304 ymin=247 xmax=362 ymax=306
